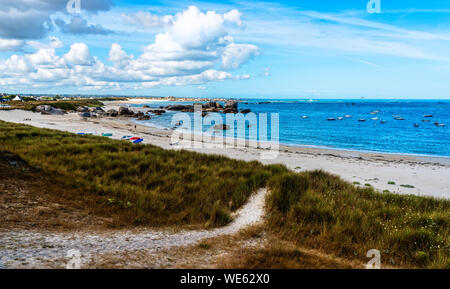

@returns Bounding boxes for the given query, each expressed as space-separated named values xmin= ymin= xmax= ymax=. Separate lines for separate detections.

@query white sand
xmin=0 ymin=108 xmax=449 ymax=199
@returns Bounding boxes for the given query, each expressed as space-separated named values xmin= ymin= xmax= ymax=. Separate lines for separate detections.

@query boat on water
xmin=422 ymin=119 xmax=430 ymax=122
xmin=358 ymin=119 xmax=366 ymax=122
xmin=414 ymin=123 xmax=419 ymax=127
xmin=394 ymin=117 xmax=405 ymax=120
xmin=344 ymin=115 xmax=352 ymax=118
xmin=423 ymin=115 xmax=433 ymax=118
xmin=380 ymin=120 xmax=386 ymax=124
xmin=337 ymin=117 xmax=344 ymax=120
xmin=327 ymin=118 xmax=336 ymax=121
xmin=301 ymin=115 xmax=308 ymax=119
xmin=371 ymin=117 xmax=379 ymax=120
xmin=435 ymin=122 xmax=446 ymax=127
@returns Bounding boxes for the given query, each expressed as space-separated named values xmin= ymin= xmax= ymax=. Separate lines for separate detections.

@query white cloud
xmin=0 ymin=39 xmax=24 ymax=52
xmin=0 ymin=6 xmax=258 ymax=91
xmin=122 ymin=11 xmax=173 ymax=28
xmin=64 ymin=43 xmax=94 ymax=66
xmin=222 ymin=43 xmax=259 ymax=69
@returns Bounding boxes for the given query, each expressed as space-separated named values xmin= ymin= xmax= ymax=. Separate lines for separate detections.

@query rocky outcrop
xmin=106 ymin=109 xmax=118 ymax=117
xmin=76 ymin=106 xmax=89 ymax=112
xmin=118 ymin=106 xmax=134 ymax=116
xmin=225 ymin=100 xmax=238 ymax=110
xmin=35 ymin=105 xmax=66 ymax=115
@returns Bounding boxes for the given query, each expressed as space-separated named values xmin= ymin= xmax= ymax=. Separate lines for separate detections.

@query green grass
xmin=388 ymin=181 xmax=396 ymax=185
xmin=5 ymin=99 xmax=104 ymax=111
xmin=0 ymin=120 xmax=448 ymax=268
xmin=266 ymin=171 xmax=449 ymax=268
xmin=0 ymin=121 xmax=277 ymax=227
xmin=401 ymin=184 xmax=415 ymax=189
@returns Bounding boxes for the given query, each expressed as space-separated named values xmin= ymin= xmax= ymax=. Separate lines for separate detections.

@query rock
xmin=118 ymin=106 xmax=134 ymax=116
xmin=213 ymin=124 xmax=230 ymax=130
xmin=225 ymin=100 xmax=238 ymax=110
xmin=223 ymin=108 xmax=238 ymax=114
xmin=240 ymin=109 xmax=251 ymax=114
xmin=106 ymin=109 xmax=118 ymax=117
xmin=89 ymin=107 xmax=104 ymax=113
xmin=36 ymin=105 xmax=65 ymax=115
xmin=79 ymin=112 xmax=91 ymax=118
xmin=143 ymin=105 xmax=150 ymax=108
xmin=147 ymin=109 xmax=166 ymax=115
xmin=137 ymin=115 xmax=151 ymax=120
xmin=77 ymin=106 xmax=89 ymax=112
xmin=165 ymin=104 xmax=194 ymax=111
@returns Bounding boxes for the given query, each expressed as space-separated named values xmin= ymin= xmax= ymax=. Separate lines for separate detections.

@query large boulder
xmin=225 ymin=100 xmax=238 ymax=110
xmin=165 ymin=104 xmax=193 ymax=111
xmin=118 ymin=106 xmax=134 ymax=116
xmin=106 ymin=109 xmax=118 ymax=117
xmin=77 ymin=106 xmax=89 ymax=112
xmin=79 ymin=112 xmax=91 ymax=118
xmin=36 ymin=105 xmax=66 ymax=115
xmin=89 ymin=106 xmax=104 ymax=113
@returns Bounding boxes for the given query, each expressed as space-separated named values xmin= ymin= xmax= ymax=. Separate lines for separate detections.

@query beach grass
xmin=0 ymin=120 xmax=448 ymax=268
xmin=3 ymin=99 xmax=104 ymax=111
xmin=0 ymin=120 xmax=275 ymax=227
xmin=265 ymin=170 xmax=449 ymax=268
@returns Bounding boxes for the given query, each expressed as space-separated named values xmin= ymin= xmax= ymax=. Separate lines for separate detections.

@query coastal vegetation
xmin=1 ymin=99 xmax=105 ymax=111
xmin=0 ymin=120 xmax=448 ymax=268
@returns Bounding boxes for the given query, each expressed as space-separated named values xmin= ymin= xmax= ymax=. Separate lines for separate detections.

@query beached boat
xmin=102 ymin=133 xmax=113 ymax=137
xmin=133 ymin=139 xmax=144 ymax=143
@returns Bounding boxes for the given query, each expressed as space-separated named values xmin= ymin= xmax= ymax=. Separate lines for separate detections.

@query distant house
xmin=12 ymin=95 xmax=23 ymax=101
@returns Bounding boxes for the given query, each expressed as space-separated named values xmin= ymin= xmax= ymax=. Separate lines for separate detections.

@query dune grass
xmin=0 ymin=120 xmax=277 ymax=227
xmin=266 ymin=170 xmax=449 ymax=268
xmin=2 ymin=99 xmax=104 ymax=111
xmin=0 ymin=120 xmax=448 ymax=268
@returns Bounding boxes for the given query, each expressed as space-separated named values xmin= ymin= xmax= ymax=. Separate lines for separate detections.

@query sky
xmin=0 ymin=0 xmax=450 ymax=99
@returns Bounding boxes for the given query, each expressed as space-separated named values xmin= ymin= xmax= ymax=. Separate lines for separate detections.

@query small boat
xmin=371 ymin=117 xmax=379 ymax=120
xmin=414 ymin=123 xmax=419 ymax=127
xmin=133 ymin=139 xmax=144 ymax=143
xmin=122 ymin=135 xmax=132 ymax=139
xmin=392 ymin=115 xmax=401 ymax=118
xmin=102 ymin=133 xmax=113 ymax=137
xmin=423 ymin=115 xmax=433 ymax=118
xmin=422 ymin=119 xmax=430 ymax=122
xmin=435 ymin=123 xmax=446 ymax=127
xmin=358 ymin=119 xmax=366 ymax=122
xmin=129 ymin=137 xmax=141 ymax=140
xmin=301 ymin=116 xmax=308 ymax=119
xmin=380 ymin=120 xmax=386 ymax=124
xmin=344 ymin=115 xmax=352 ymax=118
xmin=327 ymin=118 xmax=336 ymax=121
xmin=394 ymin=117 xmax=405 ymax=120
xmin=337 ymin=117 xmax=344 ymax=120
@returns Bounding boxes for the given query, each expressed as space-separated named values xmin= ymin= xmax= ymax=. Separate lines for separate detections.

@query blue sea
xmin=130 ymin=99 xmax=450 ymax=157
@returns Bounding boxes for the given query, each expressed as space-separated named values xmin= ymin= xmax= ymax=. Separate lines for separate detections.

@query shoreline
xmin=0 ymin=107 xmax=449 ymax=199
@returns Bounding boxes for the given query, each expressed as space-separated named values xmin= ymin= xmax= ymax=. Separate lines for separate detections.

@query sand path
xmin=0 ymin=188 xmax=267 ymax=268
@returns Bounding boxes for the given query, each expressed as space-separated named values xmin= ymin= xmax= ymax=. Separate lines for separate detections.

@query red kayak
xmin=129 ymin=137 xmax=141 ymax=140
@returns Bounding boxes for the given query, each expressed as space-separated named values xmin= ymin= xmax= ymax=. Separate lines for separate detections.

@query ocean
xmin=130 ymin=99 xmax=450 ymax=157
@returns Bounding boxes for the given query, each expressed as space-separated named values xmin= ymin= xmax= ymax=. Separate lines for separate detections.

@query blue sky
xmin=0 ymin=0 xmax=450 ymax=99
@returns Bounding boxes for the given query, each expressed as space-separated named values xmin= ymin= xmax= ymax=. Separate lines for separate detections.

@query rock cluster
xmin=35 ymin=105 xmax=66 ymax=115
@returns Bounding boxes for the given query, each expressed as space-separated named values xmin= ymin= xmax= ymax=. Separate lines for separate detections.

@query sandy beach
xmin=0 ymin=104 xmax=449 ymax=199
